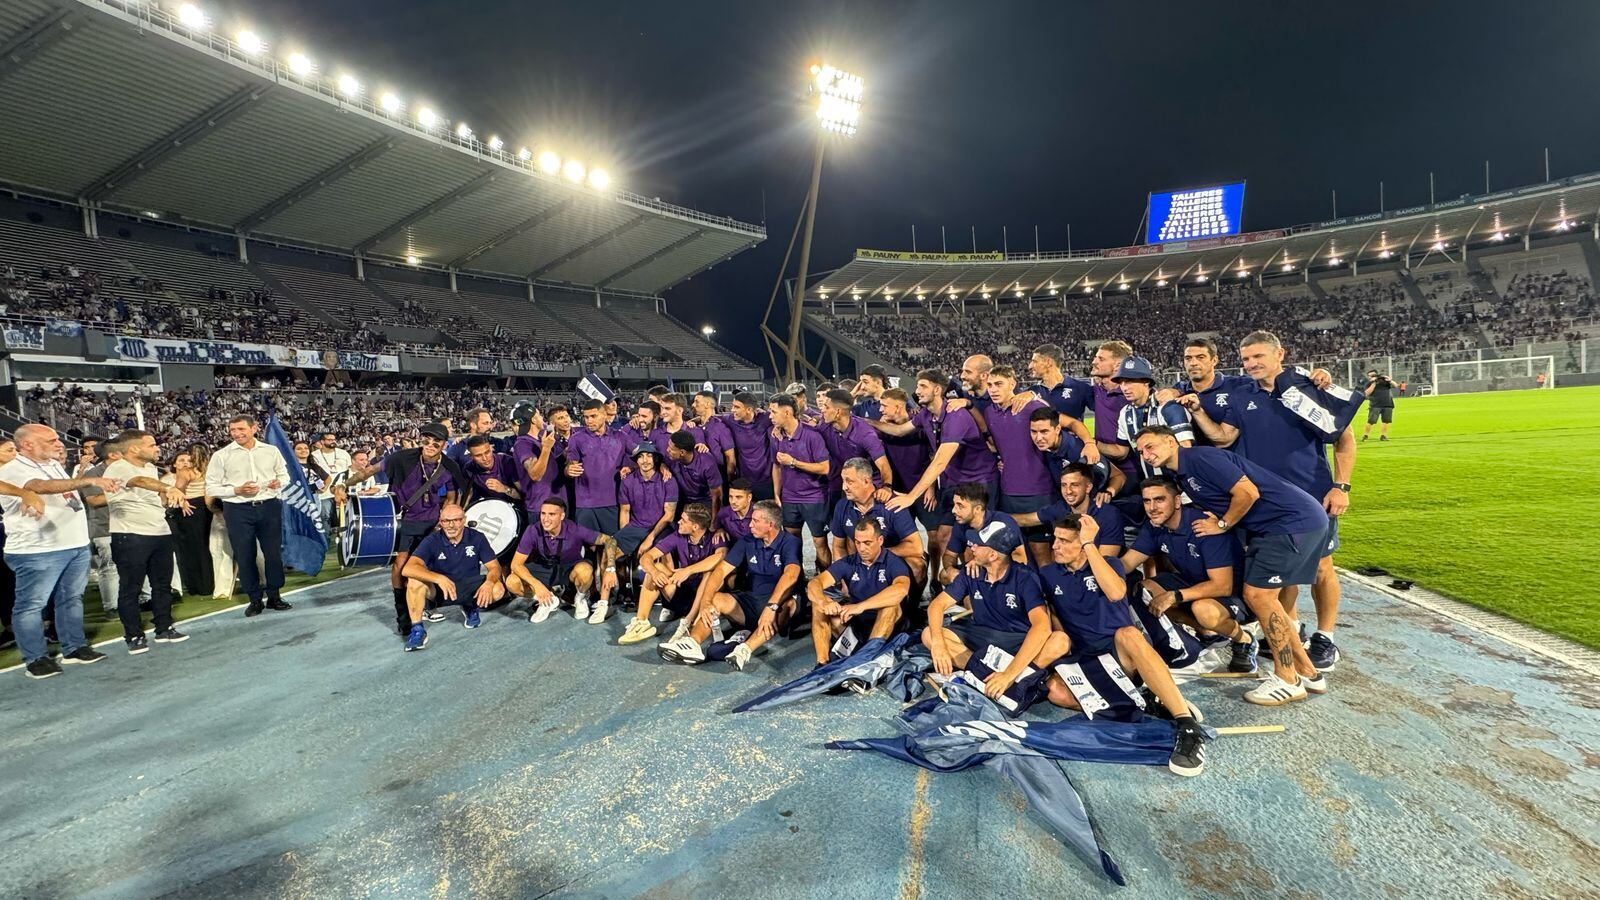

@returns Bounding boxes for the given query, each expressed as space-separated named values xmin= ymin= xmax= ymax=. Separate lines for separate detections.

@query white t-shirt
xmin=0 ymin=456 xmax=91 ymax=553
xmin=104 ymin=459 xmax=172 ymax=536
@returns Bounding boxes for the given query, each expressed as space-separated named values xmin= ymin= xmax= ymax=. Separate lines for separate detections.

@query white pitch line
xmin=0 ymin=568 xmax=386 ymax=676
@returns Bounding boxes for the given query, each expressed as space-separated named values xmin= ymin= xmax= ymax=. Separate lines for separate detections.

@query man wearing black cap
xmin=853 ymin=365 xmax=890 ymax=420
xmin=344 ymin=421 xmax=468 ymax=634
xmin=615 ymin=440 xmax=678 ymax=559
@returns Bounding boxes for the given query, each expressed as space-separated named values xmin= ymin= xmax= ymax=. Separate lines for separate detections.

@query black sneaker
xmin=153 ymin=628 xmax=189 ymax=643
xmin=126 ymin=635 xmax=150 ymax=655
xmin=25 ymin=657 xmax=63 ymax=679
xmin=245 ymin=601 xmax=265 ymax=617
xmin=1228 ymin=636 xmax=1258 ymax=674
xmin=265 ymin=599 xmax=293 ymax=611
xmin=61 ymin=646 xmax=107 ymax=665
xmin=1169 ymin=721 xmax=1207 ymax=777
xmin=1307 ymin=633 xmax=1340 ymax=672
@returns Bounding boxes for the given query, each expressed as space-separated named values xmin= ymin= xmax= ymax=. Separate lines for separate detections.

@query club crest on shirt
xmin=465 ymin=546 xmax=476 ymax=557
xmin=1083 ymin=575 xmax=1100 ymax=593
xmin=877 ymin=569 xmax=887 ymax=583
xmin=1159 ymin=542 xmax=1170 ymax=554
xmin=771 ymin=553 xmax=782 ymax=566
xmin=1188 ymin=544 xmax=1201 ymax=559
xmin=1004 ymin=592 xmax=1018 ymax=609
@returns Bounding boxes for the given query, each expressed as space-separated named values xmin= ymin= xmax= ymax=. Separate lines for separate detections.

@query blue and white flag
xmin=265 ymin=414 xmax=328 ymax=576
xmin=1277 ymin=367 xmax=1366 ymax=442
xmin=577 ymin=373 xmax=615 ymax=403
xmin=734 ymin=634 xmax=912 ymax=712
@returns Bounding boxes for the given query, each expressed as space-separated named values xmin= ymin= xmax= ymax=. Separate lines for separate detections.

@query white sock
xmin=1315 ymin=629 xmax=1334 ymax=640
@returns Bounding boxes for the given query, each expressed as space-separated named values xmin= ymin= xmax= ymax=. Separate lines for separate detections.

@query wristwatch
xmin=1216 ymin=518 xmax=1231 ymax=531
xmin=1333 ymin=482 xmax=1352 ymax=492
xmin=766 ymin=601 xmax=781 ymax=611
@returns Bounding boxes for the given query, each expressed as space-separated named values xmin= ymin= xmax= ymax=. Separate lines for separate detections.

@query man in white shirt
xmin=311 ymin=432 xmax=352 ymax=528
xmin=1 ymin=424 xmax=119 ymax=679
xmin=204 ymin=414 xmax=293 ymax=618
xmin=105 ymin=430 xmax=193 ymax=654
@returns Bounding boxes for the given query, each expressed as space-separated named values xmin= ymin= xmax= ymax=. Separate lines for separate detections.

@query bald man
xmin=398 ymin=502 xmax=506 ymax=651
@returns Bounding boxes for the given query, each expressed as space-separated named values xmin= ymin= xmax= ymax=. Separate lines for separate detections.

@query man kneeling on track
xmin=620 ymin=502 xmax=726 ymax=645
xmin=659 ymin=500 xmax=801 ymax=670
xmin=923 ymin=522 xmax=1053 ymax=703
xmin=507 ymin=497 xmax=620 ymax=625
xmin=807 ymin=517 xmax=912 ymax=674
xmin=1119 ymin=477 xmax=1257 ymax=674
xmin=398 ymin=503 xmax=505 ymax=651
xmin=1033 ymin=513 xmax=1207 ymax=777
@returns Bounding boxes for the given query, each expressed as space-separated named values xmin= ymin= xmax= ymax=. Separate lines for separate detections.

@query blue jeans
xmin=9 ymin=545 xmax=91 ymax=663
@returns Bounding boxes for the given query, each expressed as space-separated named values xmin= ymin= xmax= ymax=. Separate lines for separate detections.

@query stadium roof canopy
xmin=0 ymin=0 xmax=765 ymax=296
xmin=806 ymin=172 xmax=1600 ymax=306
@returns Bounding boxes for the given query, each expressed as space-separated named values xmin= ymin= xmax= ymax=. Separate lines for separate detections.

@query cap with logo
xmin=974 ymin=520 xmax=1021 ymax=556
xmin=1112 ymin=356 xmax=1156 ymax=382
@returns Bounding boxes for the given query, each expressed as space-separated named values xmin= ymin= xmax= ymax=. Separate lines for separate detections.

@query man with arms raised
xmin=399 ymin=502 xmax=506 ymax=650
xmin=807 ymin=517 xmax=912 ymax=673
xmin=621 ymin=502 xmax=725 ymax=644
xmin=660 ymin=500 xmax=800 ymax=671
xmin=1134 ymin=425 xmax=1328 ymax=705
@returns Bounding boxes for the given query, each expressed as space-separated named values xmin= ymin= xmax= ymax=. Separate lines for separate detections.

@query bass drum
xmin=465 ymin=498 xmax=528 ymax=558
xmin=342 ymin=494 xmax=398 ymax=568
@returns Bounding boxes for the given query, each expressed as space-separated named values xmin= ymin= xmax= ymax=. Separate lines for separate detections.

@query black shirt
xmin=1368 ymin=376 xmax=1396 ymax=407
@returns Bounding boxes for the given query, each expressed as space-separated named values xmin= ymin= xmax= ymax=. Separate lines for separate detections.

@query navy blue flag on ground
xmin=266 ymin=415 xmax=328 ymax=576
xmin=733 ymin=634 xmax=912 ymax=712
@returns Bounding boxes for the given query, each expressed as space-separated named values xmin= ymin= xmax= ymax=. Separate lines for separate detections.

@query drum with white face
xmin=465 ymin=498 xmax=527 ymax=557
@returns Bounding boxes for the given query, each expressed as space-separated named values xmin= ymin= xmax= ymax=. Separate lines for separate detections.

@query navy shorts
xmin=574 ymin=506 xmax=620 ymax=535
xmin=635 ymin=569 xmax=701 ymax=616
xmin=910 ymin=493 xmax=944 ymax=532
xmin=426 ymin=572 xmax=485 ymax=608
xmin=946 ymin=620 xmax=1028 ymax=657
xmin=1319 ymin=517 xmax=1341 ymax=560
xmin=1244 ymin=529 xmax=1323 ymax=589
xmin=612 ymin=523 xmax=653 ymax=557
xmin=999 ymin=492 xmax=1052 ymax=540
xmin=1052 ymin=636 xmax=1148 ymax=722
xmin=781 ymin=501 xmax=830 ymax=536
xmin=748 ymin=480 xmax=776 ymax=502
xmin=731 ymin=590 xmax=771 ymax=628
xmin=521 ymin=561 xmax=577 ymax=596
xmin=1151 ymin=571 xmax=1254 ymax=626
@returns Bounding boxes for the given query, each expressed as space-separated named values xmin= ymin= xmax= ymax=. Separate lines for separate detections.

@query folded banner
xmin=733 ymin=634 xmax=911 ymax=712
xmin=577 ymin=373 xmax=615 ymax=403
xmin=265 ymin=415 xmax=328 ymax=575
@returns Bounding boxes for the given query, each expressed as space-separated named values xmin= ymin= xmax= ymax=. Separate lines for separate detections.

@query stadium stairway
xmin=1397 ymin=269 xmax=1432 ymax=310
xmin=245 ymin=261 xmax=346 ymax=330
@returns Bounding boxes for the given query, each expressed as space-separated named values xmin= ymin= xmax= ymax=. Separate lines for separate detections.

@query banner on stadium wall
xmin=2 ymin=322 xmax=44 ymax=350
xmin=855 ymin=249 xmax=1005 ymax=263
xmin=46 ymin=319 xmax=83 ymax=337
xmin=449 ymin=356 xmax=499 ymax=374
xmin=1104 ymin=244 xmax=1166 ymax=258
xmin=291 ymin=348 xmax=402 ymax=372
xmin=117 ymin=336 xmax=284 ymax=366
xmin=510 ymin=359 xmax=567 ymax=372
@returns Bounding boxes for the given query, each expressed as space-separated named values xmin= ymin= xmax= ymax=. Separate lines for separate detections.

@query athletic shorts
xmin=635 ymin=568 xmax=702 ymax=616
xmin=1367 ymin=406 xmax=1393 ymax=424
xmin=999 ymin=492 xmax=1052 ymax=540
xmin=946 ymin=620 xmax=1028 ymax=657
xmin=424 ymin=572 xmax=485 ymax=608
xmin=1319 ymin=517 xmax=1341 ymax=560
xmin=781 ymin=501 xmax=830 ymax=536
xmin=612 ymin=523 xmax=653 ymax=557
xmin=1243 ymin=529 xmax=1323 ymax=589
xmin=573 ymin=506 xmax=620 ymax=535
xmin=910 ymin=493 xmax=943 ymax=532
xmin=1052 ymin=637 xmax=1148 ymax=722
xmin=748 ymin=480 xmax=776 ymax=502
xmin=731 ymin=590 xmax=771 ymax=628
xmin=1130 ymin=576 xmax=1203 ymax=669
xmin=820 ymin=585 xmax=889 ymax=636
xmin=522 ymin=561 xmax=574 ymax=596
xmin=1151 ymin=571 xmax=1254 ymax=626
xmin=398 ymin=518 xmax=436 ymax=554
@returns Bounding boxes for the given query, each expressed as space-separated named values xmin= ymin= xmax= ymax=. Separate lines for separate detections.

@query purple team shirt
xmin=826 ymin=416 xmax=888 ymax=487
xmin=465 ymin=452 xmax=520 ymax=502
xmin=880 ymin=425 xmax=931 ymax=492
xmin=986 ymin=398 xmax=1053 ymax=496
xmin=698 ymin=416 xmax=735 ymax=465
xmin=618 ymin=468 xmax=679 ymax=530
xmin=513 ymin=433 xmax=565 ymax=512
xmin=772 ymin=422 xmax=830 ymax=503
xmin=647 ymin=422 xmax=705 ymax=460
xmin=653 ymin=529 xmax=727 ymax=569
xmin=721 ymin=411 xmax=774 ymax=483
xmin=917 ymin=405 xmax=998 ymax=487
xmin=393 ymin=457 xmax=464 ymax=522
xmin=566 ymin=427 xmax=629 ymax=509
xmin=515 ymin=519 xmax=601 ymax=565
xmin=715 ymin=504 xmax=755 ymax=542
xmin=1094 ymin=381 xmax=1138 ymax=482
xmin=668 ymin=449 xmax=723 ymax=503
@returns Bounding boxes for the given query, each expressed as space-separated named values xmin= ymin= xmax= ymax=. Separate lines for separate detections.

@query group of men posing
xmin=382 ymin=329 xmax=1362 ymax=778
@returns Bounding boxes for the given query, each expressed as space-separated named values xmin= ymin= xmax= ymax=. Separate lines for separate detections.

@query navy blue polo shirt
xmin=413 ymin=528 xmax=495 ymax=582
xmin=1029 ymin=375 xmax=1093 ymax=422
xmin=829 ymin=498 xmax=917 ymax=545
xmin=852 ymin=397 xmax=883 ymax=420
xmin=1220 ymin=375 xmax=1335 ymax=497
xmin=1043 ymin=432 xmax=1112 ymax=492
xmin=826 ymin=551 xmax=912 ymax=604
xmin=947 ymin=509 xmax=1025 ymax=557
xmin=1131 ymin=507 xmax=1244 ymax=588
xmin=1174 ymin=446 xmax=1329 ymax=536
xmin=723 ymin=531 xmax=802 ymax=597
xmin=1172 ymin=373 xmax=1253 ymax=444
xmin=1039 ymin=555 xmax=1134 ymax=646
xmin=1033 ymin=500 xmax=1129 ymax=552
xmin=944 ymin=563 xmax=1047 ymax=634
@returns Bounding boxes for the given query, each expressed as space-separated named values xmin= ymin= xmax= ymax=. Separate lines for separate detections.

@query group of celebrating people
xmin=0 ymin=329 xmax=1364 ymax=778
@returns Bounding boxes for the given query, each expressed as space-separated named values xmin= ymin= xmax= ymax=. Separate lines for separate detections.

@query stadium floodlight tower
xmin=765 ymin=63 xmax=863 ymax=384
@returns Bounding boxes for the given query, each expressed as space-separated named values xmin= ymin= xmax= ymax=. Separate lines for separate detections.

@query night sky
xmin=225 ymin=0 xmax=1600 ymax=364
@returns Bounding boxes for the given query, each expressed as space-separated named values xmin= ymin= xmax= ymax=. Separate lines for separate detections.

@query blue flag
xmin=1277 ymin=367 xmax=1366 ymax=442
xmin=733 ymin=634 xmax=912 ymax=712
xmin=265 ymin=415 xmax=328 ymax=575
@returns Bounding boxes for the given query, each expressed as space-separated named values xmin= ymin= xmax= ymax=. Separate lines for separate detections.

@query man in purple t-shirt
xmin=666 ymin=430 xmax=723 ymax=512
xmin=983 ymin=365 xmax=1056 ymax=563
xmin=614 ymin=440 xmax=679 ymax=558
xmin=509 ymin=496 xmax=620 ymax=625
xmin=1089 ymin=340 xmax=1137 ymax=487
xmin=715 ymin=478 xmax=757 ymax=544
xmin=720 ymin=392 xmax=775 ymax=501
xmin=648 ymin=393 xmax=705 ymax=462
xmin=619 ymin=501 xmax=728 ymax=644
xmin=691 ymin=390 xmax=737 ymax=479
xmin=564 ymin=399 xmax=629 ymax=536
xmin=768 ymin=392 xmax=833 ymax=572
xmin=819 ymin=388 xmax=893 ymax=497
xmin=462 ymin=435 xmax=521 ymax=507
xmin=510 ymin=404 xmax=563 ymax=514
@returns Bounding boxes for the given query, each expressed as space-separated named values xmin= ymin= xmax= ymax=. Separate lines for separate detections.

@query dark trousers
xmin=222 ymin=500 xmax=285 ymax=603
xmin=0 ymin=546 xmax=14 ymax=632
xmin=168 ymin=505 xmax=214 ymax=597
xmin=110 ymin=532 xmax=176 ymax=639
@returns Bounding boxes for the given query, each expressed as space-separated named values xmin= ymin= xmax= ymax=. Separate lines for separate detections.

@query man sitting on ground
xmin=807 ymin=517 xmax=911 ymax=673
xmin=508 ymin=497 xmax=620 ymax=625
xmin=923 ymin=522 xmax=1053 ymax=703
xmin=620 ymin=503 xmax=726 ymax=645
xmin=399 ymin=503 xmax=506 ymax=651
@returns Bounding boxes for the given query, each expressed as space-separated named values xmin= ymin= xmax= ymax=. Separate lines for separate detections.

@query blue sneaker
xmin=1307 ymin=633 xmax=1340 ymax=672
xmin=404 ymin=624 xmax=428 ymax=652
xmin=464 ymin=606 xmax=481 ymax=629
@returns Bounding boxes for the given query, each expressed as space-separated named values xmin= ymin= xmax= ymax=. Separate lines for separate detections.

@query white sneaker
xmin=618 ymin=618 xmax=657 ymax=645
xmin=658 ymin=634 xmax=705 ymax=664
xmin=658 ymin=606 xmax=681 ymax=625
xmin=572 ymin=593 xmax=591 ymax=621
xmin=529 ymin=597 xmax=559 ymax=623
xmin=670 ymin=619 xmax=690 ymax=641
xmin=587 ymin=600 xmax=609 ymax=624
xmin=1301 ymin=673 xmax=1329 ymax=695
xmin=728 ymin=642 xmax=753 ymax=671
xmin=1244 ymin=672 xmax=1308 ymax=706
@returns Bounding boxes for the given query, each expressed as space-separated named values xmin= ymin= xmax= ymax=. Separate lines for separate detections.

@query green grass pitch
xmin=1337 ymin=384 xmax=1600 ymax=649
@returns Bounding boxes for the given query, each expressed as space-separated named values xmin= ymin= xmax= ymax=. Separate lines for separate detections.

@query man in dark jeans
xmin=204 ymin=414 xmax=292 ymax=617
xmin=104 ymin=430 xmax=192 ymax=653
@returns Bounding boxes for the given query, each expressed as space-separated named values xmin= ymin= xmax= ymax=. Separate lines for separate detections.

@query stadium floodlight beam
xmin=337 ymin=74 xmax=361 ymax=98
xmin=587 ymin=168 xmax=612 ymax=190
xmin=417 ymin=107 xmax=438 ymax=129
xmin=517 ymin=146 xmax=532 ymax=161
xmin=487 ymin=135 xmax=504 ymax=151
xmin=701 ymin=324 xmax=716 ymax=337
xmin=178 ymin=4 xmax=208 ymax=30
xmin=770 ymin=61 xmax=866 ymax=383
xmin=456 ymin=122 xmax=474 ymax=140
xmin=236 ymin=29 xmax=265 ymax=55
xmin=562 ymin=159 xmax=587 ymax=183
xmin=379 ymin=92 xmax=401 ymax=113
xmin=286 ymin=52 xmax=314 ymax=77
xmin=537 ymin=150 xmax=562 ymax=175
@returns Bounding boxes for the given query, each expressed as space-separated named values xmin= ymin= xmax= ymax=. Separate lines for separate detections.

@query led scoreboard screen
xmin=1146 ymin=182 xmax=1246 ymax=244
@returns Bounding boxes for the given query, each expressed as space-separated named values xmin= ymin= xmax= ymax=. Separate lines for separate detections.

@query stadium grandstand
xmin=798 ymin=174 xmax=1600 ymax=395
xmin=0 ymin=0 xmax=766 ymax=428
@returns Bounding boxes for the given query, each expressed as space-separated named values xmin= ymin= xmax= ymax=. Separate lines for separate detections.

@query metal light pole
xmin=786 ymin=139 xmax=826 ymax=384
